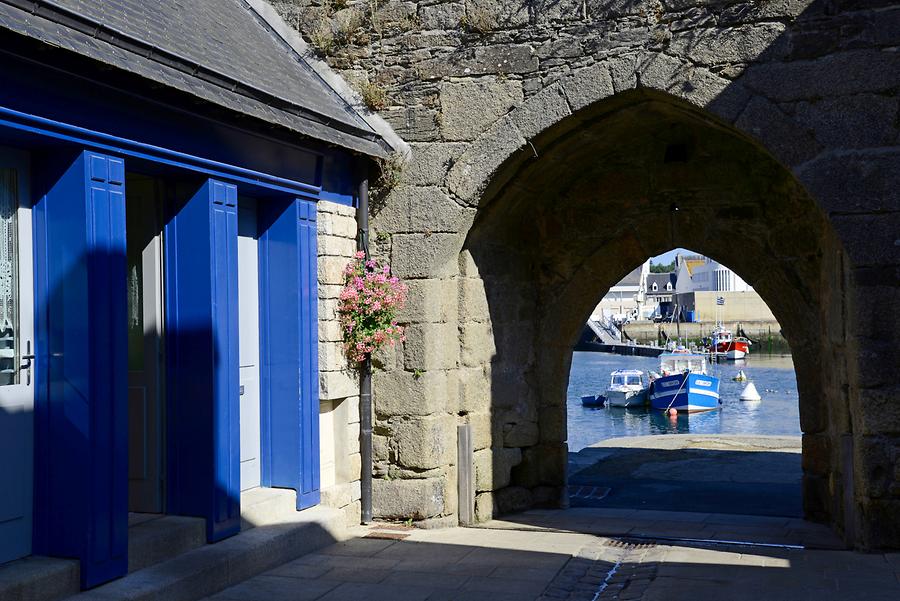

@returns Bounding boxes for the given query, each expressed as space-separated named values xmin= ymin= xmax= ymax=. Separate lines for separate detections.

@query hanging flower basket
xmin=338 ymin=251 xmax=408 ymax=363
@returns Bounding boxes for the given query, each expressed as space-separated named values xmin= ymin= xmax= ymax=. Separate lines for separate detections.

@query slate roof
xmin=0 ymin=0 xmax=388 ymax=157
xmin=646 ymin=272 xmax=676 ymax=295
xmin=615 ymin=265 xmax=644 ymax=288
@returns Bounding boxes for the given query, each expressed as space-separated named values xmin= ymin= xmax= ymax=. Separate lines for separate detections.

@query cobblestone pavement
xmin=202 ymin=509 xmax=900 ymax=601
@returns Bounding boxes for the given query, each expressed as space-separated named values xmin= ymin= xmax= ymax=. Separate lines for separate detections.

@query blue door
xmin=0 ymin=146 xmax=34 ymax=565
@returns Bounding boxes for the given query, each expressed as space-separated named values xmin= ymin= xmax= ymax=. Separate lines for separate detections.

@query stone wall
xmin=317 ymin=200 xmax=362 ymax=527
xmin=273 ymin=0 xmax=900 ymax=547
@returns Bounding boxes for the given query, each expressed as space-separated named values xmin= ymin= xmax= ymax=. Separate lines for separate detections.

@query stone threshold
xmin=64 ymin=504 xmax=347 ymax=601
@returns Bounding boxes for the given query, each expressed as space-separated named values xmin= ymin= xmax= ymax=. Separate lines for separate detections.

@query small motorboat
xmin=649 ymin=352 xmax=720 ymax=413
xmin=581 ymin=394 xmax=606 ymax=407
xmin=605 ymin=369 xmax=649 ymax=408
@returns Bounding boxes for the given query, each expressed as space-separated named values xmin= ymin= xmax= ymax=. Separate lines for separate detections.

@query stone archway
xmin=459 ymin=88 xmax=847 ymax=535
xmin=363 ymin=15 xmax=899 ymax=549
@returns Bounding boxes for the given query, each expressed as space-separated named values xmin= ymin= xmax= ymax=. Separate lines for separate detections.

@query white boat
xmin=605 ymin=369 xmax=649 ymax=408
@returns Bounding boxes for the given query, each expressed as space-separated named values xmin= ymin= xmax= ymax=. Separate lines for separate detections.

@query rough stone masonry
xmin=280 ymin=0 xmax=900 ymax=548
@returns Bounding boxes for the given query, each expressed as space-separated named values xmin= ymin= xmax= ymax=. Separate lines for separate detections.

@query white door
xmin=237 ymin=199 xmax=261 ymax=491
xmin=127 ymin=174 xmax=165 ymax=513
xmin=0 ymin=147 xmax=34 ymax=564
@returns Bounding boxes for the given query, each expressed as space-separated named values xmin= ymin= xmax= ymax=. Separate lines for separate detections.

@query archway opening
xmin=459 ymin=90 xmax=850 ymax=540
xmin=567 ymin=248 xmax=802 ymax=518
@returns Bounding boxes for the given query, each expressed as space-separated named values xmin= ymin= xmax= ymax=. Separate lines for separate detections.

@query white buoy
xmin=733 ymin=370 xmax=747 ymax=382
xmin=740 ymin=382 xmax=761 ymax=401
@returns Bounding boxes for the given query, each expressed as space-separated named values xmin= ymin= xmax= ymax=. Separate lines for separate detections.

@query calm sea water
xmin=567 ymin=352 xmax=800 ymax=452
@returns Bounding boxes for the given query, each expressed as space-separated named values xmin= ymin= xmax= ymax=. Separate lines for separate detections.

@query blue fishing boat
xmin=649 ymin=352 xmax=720 ymax=412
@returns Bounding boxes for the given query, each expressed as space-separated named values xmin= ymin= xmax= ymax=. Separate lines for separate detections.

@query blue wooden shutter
xmin=33 ymin=151 xmax=128 ymax=589
xmin=165 ymin=179 xmax=240 ymax=541
xmin=259 ymin=197 xmax=320 ymax=509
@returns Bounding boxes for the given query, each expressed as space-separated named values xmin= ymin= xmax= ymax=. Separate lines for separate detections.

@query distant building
xmin=592 ymin=261 xmax=650 ymax=322
xmin=645 ymin=272 xmax=677 ymax=319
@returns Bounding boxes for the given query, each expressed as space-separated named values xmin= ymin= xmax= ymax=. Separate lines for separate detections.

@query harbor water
xmin=567 ymin=351 xmax=800 ymax=452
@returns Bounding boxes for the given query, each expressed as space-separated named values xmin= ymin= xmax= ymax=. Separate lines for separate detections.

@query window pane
xmin=0 ymin=169 xmax=19 ymax=386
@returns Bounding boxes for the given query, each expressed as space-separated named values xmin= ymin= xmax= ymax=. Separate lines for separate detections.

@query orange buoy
xmin=667 ymin=408 xmax=678 ymax=417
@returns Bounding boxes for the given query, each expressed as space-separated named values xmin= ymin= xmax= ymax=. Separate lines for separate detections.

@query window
xmin=652 ymin=283 xmax=658 ymax=291
xmin=0 ymin=169 xmax=19 ymax=385
xmin=666 ymin=282 xmax=672 ymax=291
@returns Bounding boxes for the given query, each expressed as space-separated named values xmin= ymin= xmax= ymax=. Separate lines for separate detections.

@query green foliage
xmin=650 ymin=260 xmax=676 ymax=273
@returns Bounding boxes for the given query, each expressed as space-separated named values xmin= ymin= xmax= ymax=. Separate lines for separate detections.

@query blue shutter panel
xmin=259 ymin=197 xmax=319 ymax=509
xmin=33 ymin=151 xmax=128 ymax=589
xmin=165 ymin=179 xmax=240 ymax=542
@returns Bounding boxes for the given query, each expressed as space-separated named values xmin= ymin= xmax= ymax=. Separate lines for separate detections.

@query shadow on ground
xmin=568 ymin=443 xmax=801 ymax=517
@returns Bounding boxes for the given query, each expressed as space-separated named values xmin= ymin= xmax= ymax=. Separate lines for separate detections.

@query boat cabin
xmin=610 ymin=370 xmax=645 ymax=388
xmin=659 ymin=354 xmax=708 ymax=376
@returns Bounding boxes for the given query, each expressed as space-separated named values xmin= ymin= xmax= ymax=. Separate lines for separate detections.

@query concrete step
xmin=0 ymin=556 xmax=80 ymax=601
xmin=64 ymin=505 xmax=347 ymax=601
xmin=240 ymin=487 xmax=298 ymax=529
xmin=127 ymin=514 xmax=207 ymax=573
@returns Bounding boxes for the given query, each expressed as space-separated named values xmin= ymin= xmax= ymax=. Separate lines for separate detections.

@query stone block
xmin=318 ymin=319 xmax=343 ymax=343
xmin=403 ymin=322 xmax=460 ymax=370
xmin=342 ymin=500 xmax=362 ymax=528
xmin=458 ymin=249 xmax=481 ymax=278
xmin=399 ymin=277 xmax=458 ymax=324
xmin=319 ymin=369 xmax=358 ymax=401
xmin=741 ymin=49 xmax=900 ymax=103
xmin=503 ymin=420 xmax=540 ymax=447
xmin=802 ymin=433 xmax=832 ymax=477
xmin=793 ymin=94 xmax=898 ymax=151
xmin=474 ymin=446 xmax=522 ymax=492
xmin=318 ymin=234 xmax=355 ymax=258
xmin=735 ymin=96 xmax=822 ymax=167
xmin=391 ymin=232 xmax=463 ymax=279
xmin=507 ymin=82 xmax=571 ymax=141
xmin=317 ymin=210 xmax=357 ymax=239
xmin=373 ymin=477 xmax=445 ymax=520
xmin=418 ymin=2 xmax=466 ymax=30
xmin=403 ymin=143 xmax=468 ymax=187
xmin=474 ymin=491 xmax=495 ymax=522
xmin=440 ymin=78 xmax=524 ymax=141
xmin=495 ymin=486 xmax=533 ymax=513
xmin=318 ymin=255 xmax=350 ymax=286
xmin=319 ymin=343 xmax=350 ymax=374
xmin=373 ymin=434 xmax=390 ymax=463
xmin=374 ymin=186 xmax=475 ymax=234
xmin=373 ymin=369 xmax=452 ymax=417
xmin=669 ymin=23 xmax=788 ymax=66
xmin=348 ymin=454 xmax=362 ymax=483
xmin=446 ymin=114 xmax=526 ymax=205
xmin=382 ymin=105 xmax=440 ymax=142
xmin=468 ymin=411 xmax=494 ymax=451
xmin=797 ymin=150 xmax=900 ymax=215
xmin=458 ymin=366 xmax=491 ymax=414
xmin=831 ymin=212 xmax=900 ymax=268
xmin=459 ymin=277 xmax=490 ymax=322
xmin=561 ymin=62 xmax=614 ymax=112
xmin=394 ymin=415 xmax=457 ymax=470
xmin=320 ymin=483 xmax=352 ymax=509
xmin=854 ymin=387 xmax=900 ymax=435
xmin=472 ymin=44 xmax=539 ymax=75
xmin=460 ymin=321 xmax=496 ymax=367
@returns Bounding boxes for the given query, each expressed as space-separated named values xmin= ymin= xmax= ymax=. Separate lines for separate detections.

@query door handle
xmin=19 ymin=341 xmax=33 ymax=385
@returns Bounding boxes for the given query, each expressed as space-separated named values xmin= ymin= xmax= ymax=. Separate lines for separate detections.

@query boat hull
xmin=606 ymin=388 xmax=647 ymax=408
xmin=650 ymin=373 xmax=720 ymax=412
xmin=710 ymin=340 xmax=750 ymax=360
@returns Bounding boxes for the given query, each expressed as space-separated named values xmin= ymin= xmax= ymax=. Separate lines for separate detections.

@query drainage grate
xmin=569 ymin=486 xmax=611 ymax=500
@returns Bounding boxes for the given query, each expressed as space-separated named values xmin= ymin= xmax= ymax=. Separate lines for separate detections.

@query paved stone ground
xmin=200 ymin=509 xmax=900 ymax=601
